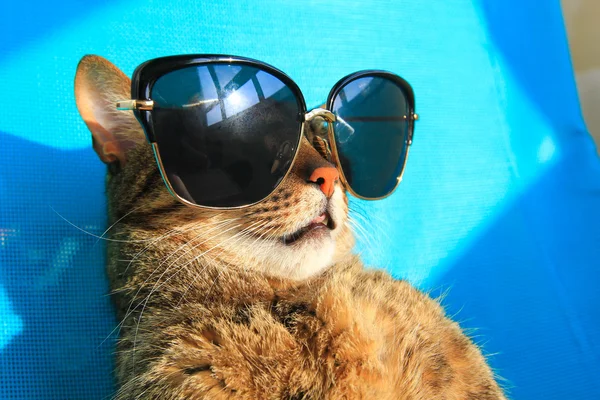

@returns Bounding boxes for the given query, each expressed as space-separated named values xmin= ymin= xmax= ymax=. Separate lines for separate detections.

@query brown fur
xmin=74 ymin=55 xmax=507 ymax=399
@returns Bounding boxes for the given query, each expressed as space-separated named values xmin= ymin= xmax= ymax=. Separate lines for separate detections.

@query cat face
xmin=74 ymin=55 xmax=354 ymax=279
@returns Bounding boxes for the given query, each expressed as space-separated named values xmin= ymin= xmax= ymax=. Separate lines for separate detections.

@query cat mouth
xmin=282 ymin=211 xmax=336 ymax=246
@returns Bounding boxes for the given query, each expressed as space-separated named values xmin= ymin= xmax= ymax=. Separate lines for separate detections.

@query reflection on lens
xmin=331 ymin=76 xmax=410 ymax=199
xmin=151 ymin=64 xmax=301 ymax=207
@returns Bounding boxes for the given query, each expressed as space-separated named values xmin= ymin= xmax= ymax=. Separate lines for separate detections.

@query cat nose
xmin=308 ymin=166 xmax=339 ymax=198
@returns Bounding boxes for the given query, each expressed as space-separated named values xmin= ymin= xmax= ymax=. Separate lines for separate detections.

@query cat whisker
xmin=101 ymin=218 xmax=241 ymax=347
xmin=347 ymin=227 xmax=377 ymax=263
xmin=346 ymin=216 xmax=373 ymax=242
xmin=154 ymin=219 xmax=244 ymax=279
xmin=175 ymin=219 xmax=269 ymax=306
xmin=130 ymin=221 xmax=249 ymax=373
xmin=347 ymin=217 xmax=377 ymax=253
xmin=95 ymin=204 xmax=148 ymax=245
xmin=128 ymin=222 xmax=256 ymax=355
xmin=121 ymin=214 xmax=231 ymax=274
xmin=347 ymin=210 xmax=388 ymax=250
xmin=123 ymin=218 xmax=237 ymax=301
xmin=349 ymin=206 xmax=394 ymax=245
xmin=124 ymin=217 xmax=238 ymax=291
xmin=120 ymin=227 xmax=181 ymax=275
xmin=188 ymin=226 xmax=272 ymax=304
xmin=53 ymin=203 xmax=222 ymax=246
xmin=51 ymin=206 xmax=154 ymax=243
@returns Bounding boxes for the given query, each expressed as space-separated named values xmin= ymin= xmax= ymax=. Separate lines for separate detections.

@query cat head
xmin=74 ymin=55 xmax=354 ymax=280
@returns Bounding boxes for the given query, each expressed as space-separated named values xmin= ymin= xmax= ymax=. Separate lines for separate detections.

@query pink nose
xmin=308 ymin=167 xmax=339 ymax=198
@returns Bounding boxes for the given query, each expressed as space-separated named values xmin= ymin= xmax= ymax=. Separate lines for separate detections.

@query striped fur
xmin=75 ymin=55 xmax=507 ymax=399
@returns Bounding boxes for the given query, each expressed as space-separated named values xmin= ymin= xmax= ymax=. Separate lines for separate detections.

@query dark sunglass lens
xmin=151 ymin=63 xmax=302 ymax=207
xmin=331 ymin=75 xmax=411 ymax=199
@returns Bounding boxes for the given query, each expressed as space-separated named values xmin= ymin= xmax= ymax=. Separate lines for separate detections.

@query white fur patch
xmin=234 ymin=186 xmax=347 ymax=280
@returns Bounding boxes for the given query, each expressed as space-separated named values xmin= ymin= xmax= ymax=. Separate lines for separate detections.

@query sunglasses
xmin=116 ymin=55 xmax=418 ymax=209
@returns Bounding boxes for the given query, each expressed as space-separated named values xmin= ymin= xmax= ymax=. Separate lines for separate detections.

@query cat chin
xmin=238 ymin=234 xmax=337 ymax=280
xmin=270 ymin=238 xmax=337 ymax=280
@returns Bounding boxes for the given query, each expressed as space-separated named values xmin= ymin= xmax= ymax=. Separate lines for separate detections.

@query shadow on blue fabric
xmin=436 ymin=151 xmax=600 ymax=398
xmin=0 ymin=133 xmax=117 ymax=399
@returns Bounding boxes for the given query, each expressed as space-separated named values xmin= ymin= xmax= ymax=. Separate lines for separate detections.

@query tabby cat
xmin=74 ymin=55 xmax=506 ymax=399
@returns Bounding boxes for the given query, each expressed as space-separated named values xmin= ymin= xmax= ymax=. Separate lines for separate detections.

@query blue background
xmin=1 ymin=0 xmax=599 ymax=398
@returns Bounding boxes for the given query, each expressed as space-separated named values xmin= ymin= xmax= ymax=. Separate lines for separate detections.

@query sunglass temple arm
xmin=115 ymin=100 xmax=154 ymax=111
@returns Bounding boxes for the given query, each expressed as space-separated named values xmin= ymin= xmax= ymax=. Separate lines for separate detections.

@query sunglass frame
xmin=121 ymin=54 xmax=417 ymax=209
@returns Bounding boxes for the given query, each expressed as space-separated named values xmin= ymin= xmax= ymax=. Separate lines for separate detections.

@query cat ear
xmin=74 ymin=55 xmax=145 ymax=165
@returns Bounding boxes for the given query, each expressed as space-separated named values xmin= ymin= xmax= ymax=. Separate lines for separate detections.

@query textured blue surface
xmin=1 ymin=0 xmax=599 ymax=398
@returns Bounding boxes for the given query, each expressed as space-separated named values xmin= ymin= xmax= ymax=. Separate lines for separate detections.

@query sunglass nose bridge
xmin=304 ymin=108 xmax=336 ymax=123
xmin=304 ymin=109 xmax=336 ymax=162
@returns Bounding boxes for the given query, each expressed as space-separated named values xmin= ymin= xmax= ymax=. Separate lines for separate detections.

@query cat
xmin=75 ymin=55 xmax=507 ymax=399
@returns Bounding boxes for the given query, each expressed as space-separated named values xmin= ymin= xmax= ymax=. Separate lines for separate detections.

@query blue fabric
xmin=1 ymin=0 xmax=598 ymax=398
